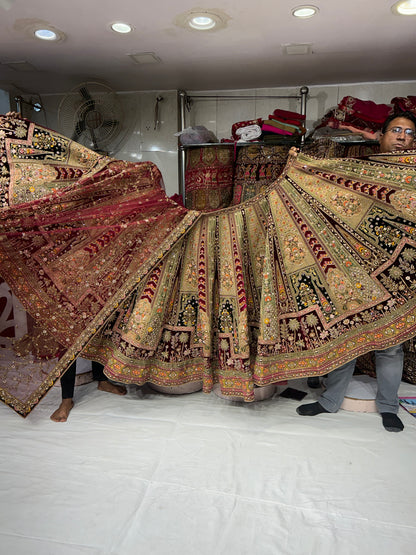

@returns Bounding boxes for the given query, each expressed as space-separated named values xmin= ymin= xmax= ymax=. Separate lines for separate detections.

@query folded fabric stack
xmin=231 ymin=118 xmax=263 ymax=142
xmin=261 ymin=108 xmax=306 ymax=142
xmin=235 ymin=123 xmax=262 ymax=142
xmin=315 ymin=96 xmax=393 ymax=140
xmin=391 ymin=95 xmax=416 ymax=116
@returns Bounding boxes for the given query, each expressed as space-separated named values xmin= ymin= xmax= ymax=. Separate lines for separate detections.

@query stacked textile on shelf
xmin=261 ymin=108 xmax=306 ymax=142
xmin=314 ymin=96 xmax=393 ymax=140
xmin=391 ymin=95 xmax=416 ymax=116
xmin=226 ymin=111 xmax=305 ymax=145
xmin=230 ymin=118 xmax=263 ymax=143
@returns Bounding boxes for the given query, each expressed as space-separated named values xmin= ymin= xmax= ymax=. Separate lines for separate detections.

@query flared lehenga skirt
xmin=1 ymin=113 xmax=416 ymax=415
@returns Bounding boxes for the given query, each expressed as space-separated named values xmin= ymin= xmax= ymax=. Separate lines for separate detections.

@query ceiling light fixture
xmin=392 ymin=1 xmax=416 ymax=15
xmin=15 ymin=19 xmax=66 ymax=42
xmin=110 ymin=22 xmax=133 ymax=34
xmin=292 ymin=5 xmax=319 ymax=18
xmin=174 ymin=9 xmax=229 ymax=32
xmin=34 ymin=28 xmax=58 ymax=41
xmin=189 ymin=15 xmax=216 ymax=30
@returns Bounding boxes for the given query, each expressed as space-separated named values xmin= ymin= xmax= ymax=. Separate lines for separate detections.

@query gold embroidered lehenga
xmin=1 ymin=113 xmax=416 ymax=417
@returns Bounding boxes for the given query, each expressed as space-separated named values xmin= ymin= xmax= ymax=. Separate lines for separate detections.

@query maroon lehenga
xmin=1 ymin=113 xmax=416 ymax=416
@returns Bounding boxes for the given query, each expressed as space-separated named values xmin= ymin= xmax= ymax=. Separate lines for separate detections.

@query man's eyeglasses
xmin=386 ymin=126 xmax=415 ymax=138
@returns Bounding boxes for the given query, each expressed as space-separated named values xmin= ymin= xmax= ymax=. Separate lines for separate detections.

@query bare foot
xmin=50 ymin=399 xmax=74 ymax=422
xmin=97 ymin=381 xmax=127 ymax=395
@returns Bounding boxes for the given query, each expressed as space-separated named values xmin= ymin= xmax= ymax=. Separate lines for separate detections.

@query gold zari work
xmin=1 ymin=114 xmax=416 ymax=415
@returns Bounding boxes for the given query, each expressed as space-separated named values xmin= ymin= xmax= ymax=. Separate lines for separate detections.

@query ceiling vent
xmin=283 ymin=43 xmax=313 ymax=55
xmin=128 ymin=52 xmax=162 ymax=65
xmin=2 ymin=61 xmax=37 ymax=71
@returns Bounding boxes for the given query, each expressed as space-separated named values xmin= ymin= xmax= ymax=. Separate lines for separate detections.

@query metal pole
xmin=299 ymin=86 xmax=309 ymax=145
xmin=177 ymin=90 xmax=187 ymax=204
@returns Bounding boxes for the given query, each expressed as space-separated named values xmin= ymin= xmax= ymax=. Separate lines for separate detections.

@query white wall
xmin=0 ymin=90 xmax=10 ymax=114
xmin=28 ymin=90 xmax=179 ymax=197
xmin=25 ymin=80 xmax=416 ymax=196
xmin=186 ymin=81 xmax=416 ymax=141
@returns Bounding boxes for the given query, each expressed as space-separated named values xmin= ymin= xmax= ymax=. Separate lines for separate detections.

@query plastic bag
xmin=174 ymin=126 xmax=218 ymax=145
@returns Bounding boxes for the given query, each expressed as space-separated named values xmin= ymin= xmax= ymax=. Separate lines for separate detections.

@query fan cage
xmin=58 ymin=82 xmax=124 ymax=153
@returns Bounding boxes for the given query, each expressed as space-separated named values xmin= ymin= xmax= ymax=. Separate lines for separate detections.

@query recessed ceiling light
xmin=174 ymin=9 xmax=229 ymax=32
xmin=111 ymin=22 xmax=133 ymax=34
xmin=14 ymin=19 xmax=66 ymax=42
xmin=392 ymin=1 xmax=416 ymax=15
xmin=34 ymin=28 xmax=58 ymax=41
xmin=292 ymin=5 xmax=319 ymax=18
xmin=189 ymin=15 xmax=216 ymax=30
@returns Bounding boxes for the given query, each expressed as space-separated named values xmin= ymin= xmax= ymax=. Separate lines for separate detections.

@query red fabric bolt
xmin=273 ymin=108 xmax=305 ymax=122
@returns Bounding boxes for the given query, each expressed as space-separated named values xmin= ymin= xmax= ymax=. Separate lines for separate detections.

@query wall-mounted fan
xmin=58 ymin=81 xmax=125 ymax=155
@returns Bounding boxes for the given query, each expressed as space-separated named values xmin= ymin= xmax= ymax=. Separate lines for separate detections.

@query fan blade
xmin=89 ymin=128 xmax=99 ymax=151
xmin=71 ymin=118 xmax=86 ymax=141
xmin=78 ymin=87 xmax=95 ymax=112
xmin=102 ymin=119 xmax=119 ymax=128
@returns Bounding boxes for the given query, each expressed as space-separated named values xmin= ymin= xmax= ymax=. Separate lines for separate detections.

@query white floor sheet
xmin=1 ymin=378 xmax=416 ymax=555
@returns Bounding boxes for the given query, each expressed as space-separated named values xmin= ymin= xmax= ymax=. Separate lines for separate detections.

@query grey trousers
xmin=318 ymin=344 xmax=403 ymax=414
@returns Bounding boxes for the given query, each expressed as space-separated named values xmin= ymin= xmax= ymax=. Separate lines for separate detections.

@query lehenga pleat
xmin=1 ymin=114 xmax=416 ymax=415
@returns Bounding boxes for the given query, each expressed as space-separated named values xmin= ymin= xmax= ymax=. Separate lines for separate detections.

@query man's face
xmin=379 ymin=117 xmax=416 ymax=153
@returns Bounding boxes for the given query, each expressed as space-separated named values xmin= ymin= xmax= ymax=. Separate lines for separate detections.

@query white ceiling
xmin=0 ymin=0 xmax=415 ymax=96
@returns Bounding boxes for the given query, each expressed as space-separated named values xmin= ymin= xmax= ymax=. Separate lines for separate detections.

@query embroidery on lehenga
xmin=1 ymin=112 xmax=416 ymax=414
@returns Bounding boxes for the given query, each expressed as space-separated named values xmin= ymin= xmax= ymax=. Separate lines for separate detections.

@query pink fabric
xmin=338 ymin=124 xmax=379 ymax=140
xmin=261 ymin=124 xmax=293 ymax=136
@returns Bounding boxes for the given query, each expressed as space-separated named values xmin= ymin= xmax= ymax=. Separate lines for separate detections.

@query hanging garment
xmin=184 ymin=145 xmax=234 ymax=210
xmin=231 ymin=144 xmax=291 ymax=204
xmin=1 ymin=113 xmax=416 ymax=416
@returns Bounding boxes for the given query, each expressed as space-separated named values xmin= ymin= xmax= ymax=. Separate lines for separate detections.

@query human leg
xmin=297 ymin=358 xmax=356 ymax=415
xmin=91 ymin=360 xmax=107 ymax=382
xmin=92 ymin=361 xmax=127 ymax=396
xmin=60 ymin=360 xmax=77 ymax=398
xmin=374 ymin=344 xmax=403 ymax=413
xmin=375 ymin=344 xmax=404 ymax=432
xmin=307 ymin=376 xmax=321 ymax=389
xmin=50 ymin=361 xmax=76 ymax=422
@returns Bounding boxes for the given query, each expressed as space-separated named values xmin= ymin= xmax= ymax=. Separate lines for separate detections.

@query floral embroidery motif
xmin=2 ymin=113 xmax=416 ymax=415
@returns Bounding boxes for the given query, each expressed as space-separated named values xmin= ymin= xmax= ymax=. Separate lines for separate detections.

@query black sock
xmin=296 ymin=402 xmax=329 ymax=416
xmin=381 ymin=412 xmax=404 ymax=432
xmin=307 ymin=377 xmax=321 ymax=389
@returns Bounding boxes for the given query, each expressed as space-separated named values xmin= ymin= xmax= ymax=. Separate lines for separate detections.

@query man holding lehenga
xmin=1 ymin=110 xmax=416 ymax=428
xmin=297 ymin=111 xmax=416 ymax=431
